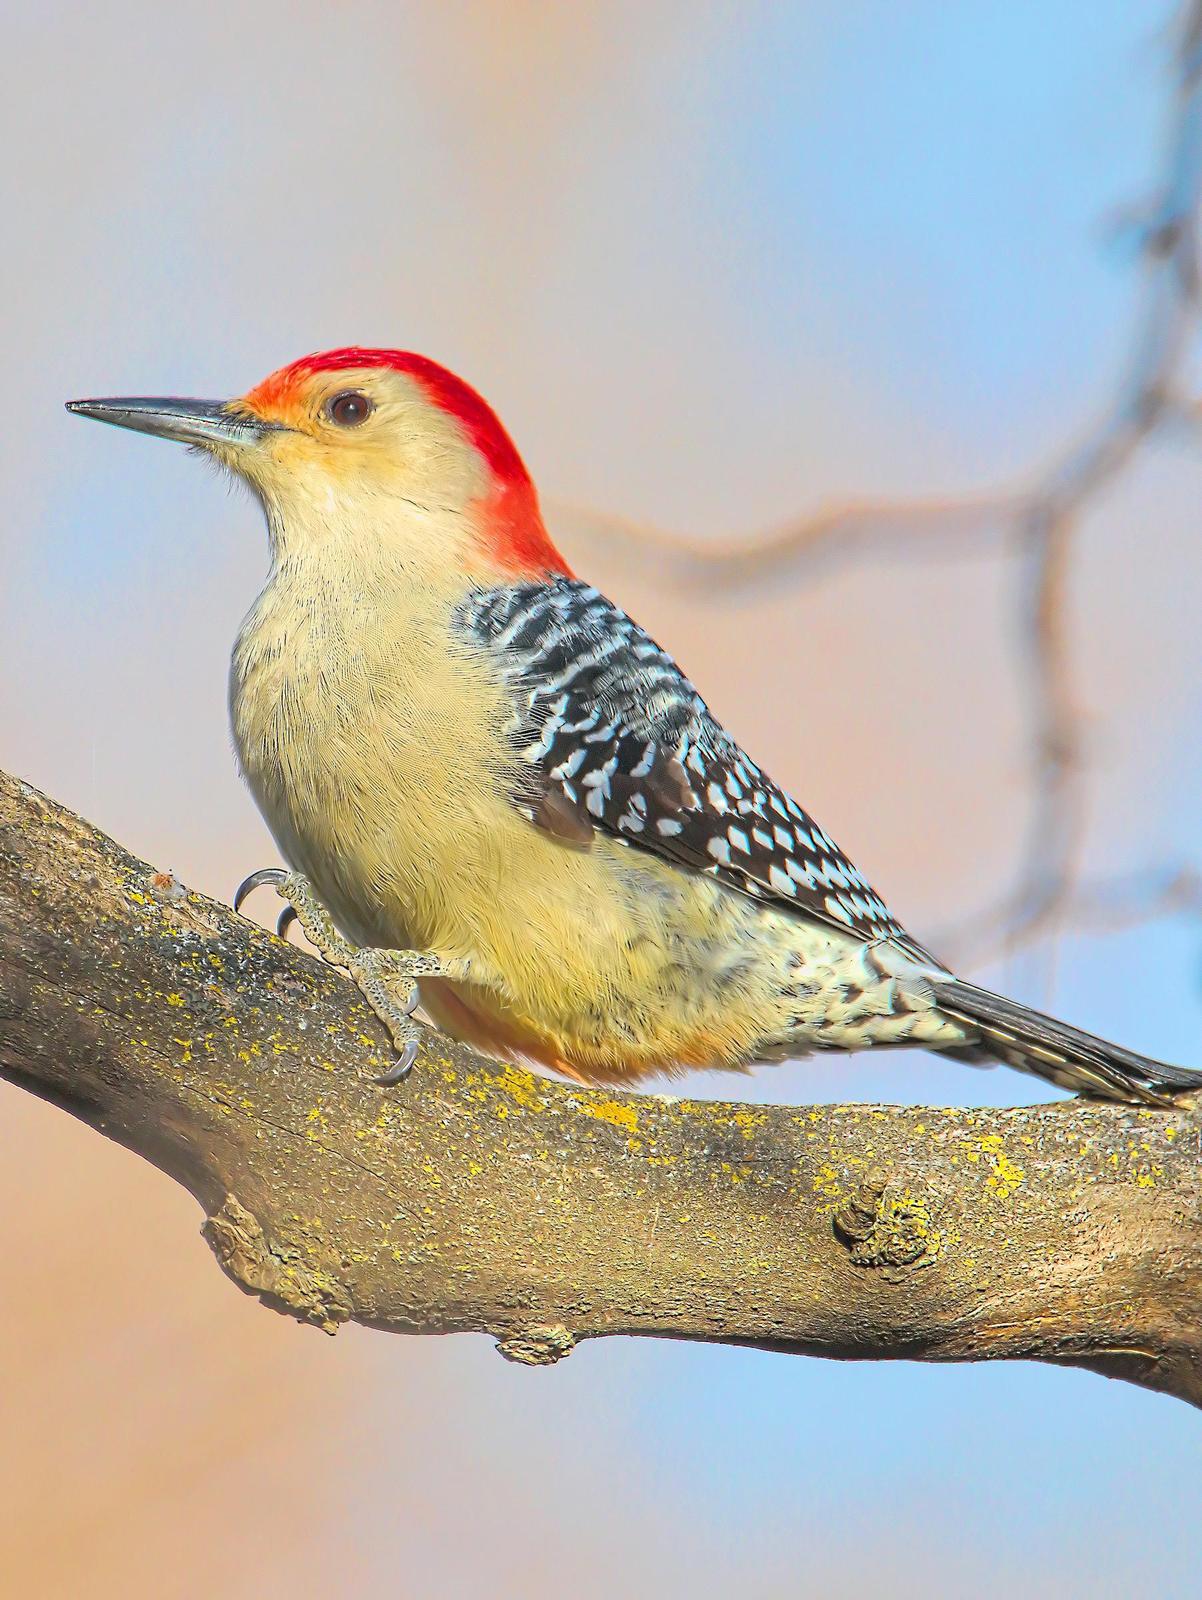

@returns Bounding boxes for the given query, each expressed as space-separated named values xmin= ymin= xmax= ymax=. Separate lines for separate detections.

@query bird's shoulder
xmin=455 ymin=576 xmax=929 ymax=954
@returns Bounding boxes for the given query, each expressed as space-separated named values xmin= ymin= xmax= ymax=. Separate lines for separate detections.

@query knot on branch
xmin=495 ymin=1324 xmax=576 ymax=1366
xmin=203 ymin=1194 xmax=353 ymax=1335
xmin=833 ymin=1172 xmax=943 ymax=1277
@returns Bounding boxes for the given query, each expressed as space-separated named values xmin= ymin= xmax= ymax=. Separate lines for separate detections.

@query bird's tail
xmin=930 ymin=977 xmax=1202 ymax=1105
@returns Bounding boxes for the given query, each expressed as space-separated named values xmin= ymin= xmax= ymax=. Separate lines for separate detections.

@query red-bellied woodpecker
xmin=67 ymin=349 xmax=1201 ymax=1103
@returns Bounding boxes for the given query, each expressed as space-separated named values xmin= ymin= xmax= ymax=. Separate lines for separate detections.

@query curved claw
xmin=276 ymin=904 xmax=298 ymax=941
xmin=375 ymin=1038 xmax=419 ymax=1087
xmin=233 ymin=867 xmax=287 ymax=914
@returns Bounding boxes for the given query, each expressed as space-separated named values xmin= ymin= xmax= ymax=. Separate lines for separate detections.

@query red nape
xmin=248 ymin=347 xmax=572 ymax=578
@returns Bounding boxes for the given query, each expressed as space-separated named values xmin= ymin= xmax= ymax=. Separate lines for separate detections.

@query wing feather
xmin=457 ymin=578 xmax=934 ymax=959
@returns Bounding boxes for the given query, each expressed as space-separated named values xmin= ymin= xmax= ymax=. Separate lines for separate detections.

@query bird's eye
xmin=326 ymin=390 xmax=373 ymax=428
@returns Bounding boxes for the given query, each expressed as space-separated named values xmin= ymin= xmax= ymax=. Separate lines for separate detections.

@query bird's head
xmin=67 ymin=348 xmax=571 ymax=580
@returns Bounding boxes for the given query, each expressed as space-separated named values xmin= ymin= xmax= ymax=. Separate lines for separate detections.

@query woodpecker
xmin=67 ymin=349 xmax=1201 ymax=1104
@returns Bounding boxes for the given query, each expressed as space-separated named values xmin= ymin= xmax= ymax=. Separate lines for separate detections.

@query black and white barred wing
xmin=459 ymin=578 xmax=931 ymax=955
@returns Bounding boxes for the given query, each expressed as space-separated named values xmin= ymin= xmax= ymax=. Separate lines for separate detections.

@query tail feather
xmin=931 ymin=977 xmax=1202 ymax=1106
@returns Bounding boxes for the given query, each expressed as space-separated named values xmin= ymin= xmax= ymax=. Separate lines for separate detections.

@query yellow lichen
xmin=811 ymin=1162 xmax=844 ymax=1207
xmin=581 ymin=1097 xmax=640 ymax=1134
xmin=491 ymin=1063 xmax=545 ymax=1112
xmin=985 ymin=1149 xmax=1026 ymax=1200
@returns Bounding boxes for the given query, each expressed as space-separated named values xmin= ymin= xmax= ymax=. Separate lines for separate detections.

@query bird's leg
xmin=234 ymin=868 xmax=470 ymax=1085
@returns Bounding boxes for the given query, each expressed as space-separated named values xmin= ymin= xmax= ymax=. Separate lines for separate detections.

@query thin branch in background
xmin=550 ymin=2 xmax=1202 ymax=972
xmin=1041 ymin=864 xmax=1202 ymax=937
xmin=549 ymin=495 xmax=1021 ymax=592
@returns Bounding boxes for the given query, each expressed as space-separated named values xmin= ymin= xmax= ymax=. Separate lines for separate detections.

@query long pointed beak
xmin=65 ymin=396 xmax=280 ymax=449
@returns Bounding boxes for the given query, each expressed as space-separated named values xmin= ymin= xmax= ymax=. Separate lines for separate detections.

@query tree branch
xmin=1 ymin=769 xmax=1200 ymax=1405
xmin=550 ymin=1 xmax=1202 ymax=969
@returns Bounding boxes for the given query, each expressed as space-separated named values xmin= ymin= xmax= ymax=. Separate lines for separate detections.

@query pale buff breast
xmin=231 ymin=553 xmax=512 ymax=948
xmin=228 ymin=553 xmax=815 ymax=1075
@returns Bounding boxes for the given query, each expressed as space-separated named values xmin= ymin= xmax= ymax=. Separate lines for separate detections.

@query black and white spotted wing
xmin=458 ymin=578 xmax=932 ymax=956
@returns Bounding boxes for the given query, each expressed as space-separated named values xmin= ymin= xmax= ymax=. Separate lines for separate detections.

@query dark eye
xmin=326 ymin=390 xmax=373 ymax=427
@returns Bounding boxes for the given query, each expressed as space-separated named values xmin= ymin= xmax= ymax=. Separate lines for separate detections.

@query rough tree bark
xmin=1 ymin=768 xmax=1199 ymax=1405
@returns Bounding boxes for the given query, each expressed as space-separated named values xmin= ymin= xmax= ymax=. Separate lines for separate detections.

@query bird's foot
xmin=234 ymin=868 xmax=470 ymax=1085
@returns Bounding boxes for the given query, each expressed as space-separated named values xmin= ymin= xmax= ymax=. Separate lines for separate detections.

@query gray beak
xmin=65 ymin=396 xmax=279 ymax=448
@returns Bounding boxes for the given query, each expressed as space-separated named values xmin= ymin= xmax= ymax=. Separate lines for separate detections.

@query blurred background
xmin=3 ymin=2 xmax=1202 ymax=1595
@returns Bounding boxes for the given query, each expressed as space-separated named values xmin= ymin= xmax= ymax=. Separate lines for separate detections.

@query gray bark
xmin=1 ymin=769 xmax=1199 ymax=1405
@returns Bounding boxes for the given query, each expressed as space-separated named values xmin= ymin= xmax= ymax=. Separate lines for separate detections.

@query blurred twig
xmin=552 ymin=2 xmax=1202 ymax=970
xmin=1035 ymin=864 xmax=1202 ymax=937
